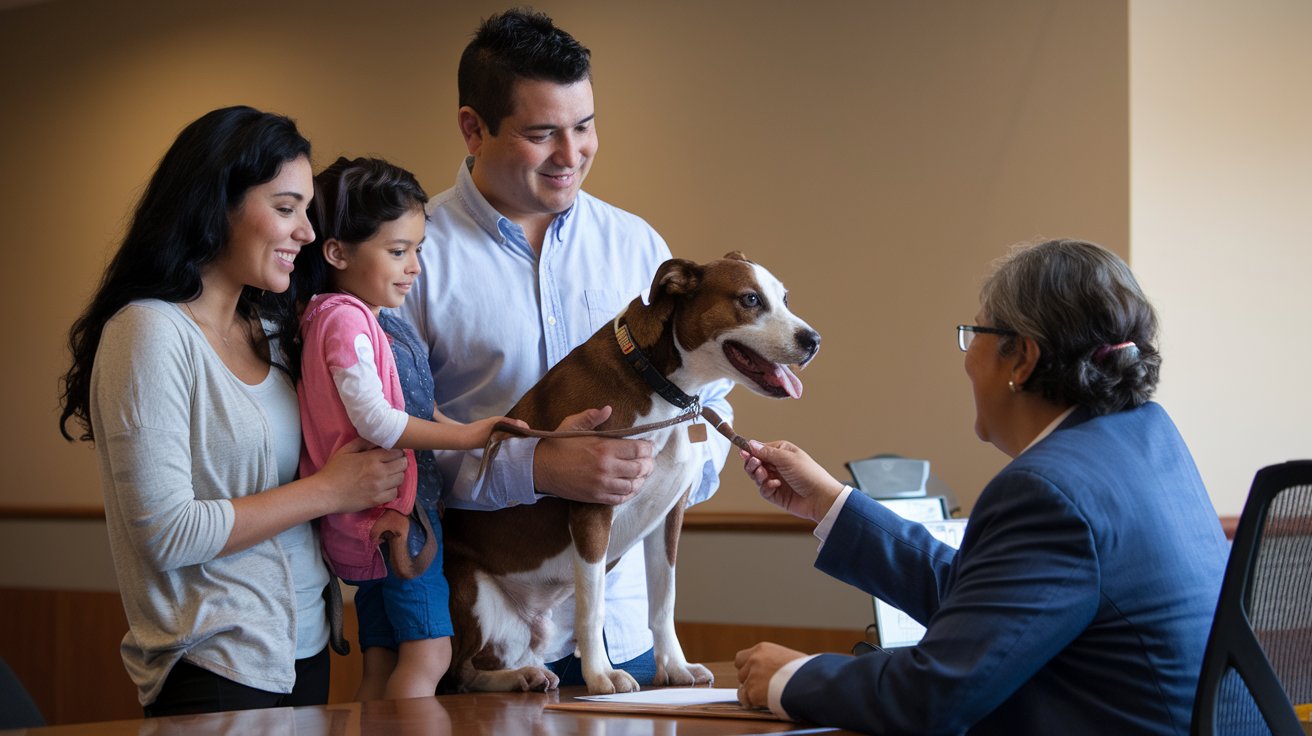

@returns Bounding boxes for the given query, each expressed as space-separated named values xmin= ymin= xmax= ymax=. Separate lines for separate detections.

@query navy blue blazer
xmin=784 ymin=402 xmax=1228 ymax=735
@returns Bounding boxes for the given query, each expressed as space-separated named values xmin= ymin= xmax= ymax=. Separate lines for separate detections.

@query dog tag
xmin=687 ymin=423 xmax=708 ymax=443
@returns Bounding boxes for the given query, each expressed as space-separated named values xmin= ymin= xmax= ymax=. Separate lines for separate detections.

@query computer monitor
xmin=871 ymin=518 xmax=969 ymax=649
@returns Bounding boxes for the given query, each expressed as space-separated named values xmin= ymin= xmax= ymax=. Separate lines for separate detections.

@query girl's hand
xmin=460 ymin=415 xmax=527 ymax=450
xmin=318 ymin=437 xmax=407 ymax=513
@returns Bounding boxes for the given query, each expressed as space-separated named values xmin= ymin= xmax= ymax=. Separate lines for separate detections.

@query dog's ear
xmin=654 ymin=258 xmax=702 ymax=298
xmin=629 ymin=258 xmax=701 ymax=345
xmin=723 ymin=251 xmax=750 ymax=263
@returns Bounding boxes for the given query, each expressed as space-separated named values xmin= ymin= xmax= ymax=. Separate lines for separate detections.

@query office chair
xmin=1191 ymin=460 xmax=1312 ymax=736
xmin=0 ymin=656 xmax=45 ymax=728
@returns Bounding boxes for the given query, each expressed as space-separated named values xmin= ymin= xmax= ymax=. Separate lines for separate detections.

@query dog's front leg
xmin=569 ymin=504 xmax=640 ymax=694
xmin=645 ymin=490 xmax=713 ymax=687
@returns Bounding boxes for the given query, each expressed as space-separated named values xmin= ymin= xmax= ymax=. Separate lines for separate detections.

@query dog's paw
xmin=513 ymin=666 xmax=560 ymax=692
xmin=686 ymin=662 xmax=714 ymax=685
xmin=654 ymin=660 xmax=715 ymax=687
xmin=586 ymin=668 xmax=641 ymax=694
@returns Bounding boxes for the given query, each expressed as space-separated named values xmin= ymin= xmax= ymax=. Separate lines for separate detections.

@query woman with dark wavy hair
xmin=58 ymin=106 xmax=406 ymax=716
xmin=733 ymin=239 xmax=1230 ymax=735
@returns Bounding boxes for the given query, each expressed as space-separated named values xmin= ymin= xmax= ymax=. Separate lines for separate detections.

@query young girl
xmin=287 ymin=156 xmax=520 ymax=700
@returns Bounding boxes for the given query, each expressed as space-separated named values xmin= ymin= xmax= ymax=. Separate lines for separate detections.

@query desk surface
xmin=7 ymin=663 xmax=854 ymax=735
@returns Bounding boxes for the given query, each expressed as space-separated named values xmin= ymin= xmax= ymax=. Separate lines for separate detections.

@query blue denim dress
xmin=351 ymin=310 xmax=452 ymax=647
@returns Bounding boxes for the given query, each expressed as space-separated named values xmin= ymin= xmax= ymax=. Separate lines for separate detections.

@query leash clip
xmin=684 ymin=397 xmax=707 ymax=443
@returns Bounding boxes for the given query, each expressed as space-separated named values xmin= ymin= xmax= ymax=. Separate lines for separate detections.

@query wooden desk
xmin=4 ymin=663 xmax=855 ymax=735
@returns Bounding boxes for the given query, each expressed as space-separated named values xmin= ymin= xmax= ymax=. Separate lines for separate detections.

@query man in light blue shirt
xmin=398 ymin=8 xmax=733 ymax=685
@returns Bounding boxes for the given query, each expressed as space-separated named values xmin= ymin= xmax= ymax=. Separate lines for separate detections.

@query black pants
xmin=144 ymin=647 xmax=330 ymax=718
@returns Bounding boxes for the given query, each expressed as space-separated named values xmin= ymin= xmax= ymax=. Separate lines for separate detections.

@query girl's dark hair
xmin=59 ymin=105 xmax=311 ymax=442
xmin=981 ymin=238 xmax=1162 ymax=416
xmin=279 ymin=156 xmax=429 ymax=380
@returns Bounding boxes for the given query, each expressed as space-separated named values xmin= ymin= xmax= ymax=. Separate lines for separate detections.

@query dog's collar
xmin=614 ymin=316 xmax=699 ymax=411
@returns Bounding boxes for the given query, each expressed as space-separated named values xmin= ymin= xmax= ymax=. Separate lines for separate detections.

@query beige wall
xmin=2 ymin=0 xmax=1127 ymax=533
xmin=1130 ymin=0 xmax=1312 ymax=516
xmin=3 ymin=0 xmax=1303 ymax=659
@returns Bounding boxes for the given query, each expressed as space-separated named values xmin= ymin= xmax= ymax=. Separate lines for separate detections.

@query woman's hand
xmin=224 ymin=437 xmax=407 ymax=555
xmin=740 ymin=440 xmax=845 ymax=523
xmin=318 ymin=437 xmax=408 ymax=513
xmin=734 ymin=641 xmax=807 ymax=711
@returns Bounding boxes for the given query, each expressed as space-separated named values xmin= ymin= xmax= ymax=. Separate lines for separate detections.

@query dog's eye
xmin=739 ymin=293 xmax=761 ymax=308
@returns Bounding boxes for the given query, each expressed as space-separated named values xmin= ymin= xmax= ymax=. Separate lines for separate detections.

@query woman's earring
xmin=1008 ymin=380 xmax=1018 ymax=393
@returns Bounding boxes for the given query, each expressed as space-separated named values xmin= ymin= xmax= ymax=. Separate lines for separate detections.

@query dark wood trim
xmin=675 ymin=620 xmax=866 ymax=662
xmin=684 ymin=512 xmax=1244 ymax=540
xmin=0 ymin=505 xmax=105 ymax=520
xmin=681 ymin=512 xmax=814 ymax=533
xmin=0 ymin=507 xmax=1242 ymax=540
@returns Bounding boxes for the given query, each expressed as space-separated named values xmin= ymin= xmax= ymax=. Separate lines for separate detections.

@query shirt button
xmin=547 ymin=316 xmax=557 ymax=326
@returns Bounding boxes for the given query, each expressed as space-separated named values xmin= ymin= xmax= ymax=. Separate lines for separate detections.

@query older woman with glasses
xmin=733 ymin=239 xmax=1230 ymax=735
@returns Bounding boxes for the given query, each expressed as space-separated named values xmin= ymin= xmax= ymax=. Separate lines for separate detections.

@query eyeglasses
xmin=957 ymin=324 xmax=1018 ymax=352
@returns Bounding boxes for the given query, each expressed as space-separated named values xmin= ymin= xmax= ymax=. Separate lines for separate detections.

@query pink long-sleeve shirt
xmin=298 ymin=293 xmax=417 ymax=581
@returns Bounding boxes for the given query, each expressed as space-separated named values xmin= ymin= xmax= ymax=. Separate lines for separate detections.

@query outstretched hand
xmin=740 ymin=440 xmax=845 ymax=523
xmin=462 ymin=415 xmax=528 ymax=450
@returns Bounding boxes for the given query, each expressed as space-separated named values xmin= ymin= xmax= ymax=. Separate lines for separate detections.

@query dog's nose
xmin=795 ymin=328 xmax=821 ymax=361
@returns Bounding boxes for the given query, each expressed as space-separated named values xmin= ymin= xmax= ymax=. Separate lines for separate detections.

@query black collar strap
xmin=614 ymin=317 xmax=699 ymax=411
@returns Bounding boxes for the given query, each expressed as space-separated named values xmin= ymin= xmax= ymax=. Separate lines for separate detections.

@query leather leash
xmin=484 ymin=404 xmax=750 ymax=451
xmin=475 ymin=310 xmax=755 ymax=477
xmin=477 ymin=405 xmax=751 ymax=479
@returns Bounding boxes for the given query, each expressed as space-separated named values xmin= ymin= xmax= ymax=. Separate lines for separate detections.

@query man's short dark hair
xmin=458 ymin=7 xmax=592 ymax=135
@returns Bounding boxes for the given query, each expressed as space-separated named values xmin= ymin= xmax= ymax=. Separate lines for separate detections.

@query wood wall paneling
xmin=0 ymin=589 xmax=137 ymax=724
xmin=0 ymin=587 xmax=862 ymax=725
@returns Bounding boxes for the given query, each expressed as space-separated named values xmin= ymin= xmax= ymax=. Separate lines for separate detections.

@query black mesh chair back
xmin=1192 ymin=460 xmax=1312 ymax=735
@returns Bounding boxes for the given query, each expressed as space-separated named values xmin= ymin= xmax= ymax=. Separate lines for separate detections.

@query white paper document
xmin=575 ymin=687 xmax=740 ymax=706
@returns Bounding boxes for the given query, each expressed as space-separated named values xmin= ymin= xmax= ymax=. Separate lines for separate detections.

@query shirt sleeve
xmin=314 ymin=308 xmax=409 ymax=449
xmin=814 ymin=485 xmax=856 ymax=550
xmin=330 ymin=332 xmax=409 ymax=449
xmin=768 ymin=654 xmax=817 ymax=720
xmin=93 ymin=306 xmax=235 ymax=572
xmin=437 ymin=436 xmax=542 ymax=510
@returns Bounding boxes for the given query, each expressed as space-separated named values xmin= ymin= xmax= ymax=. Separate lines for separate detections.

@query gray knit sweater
xmin=89 ymin=300 xmax=323 ymax=705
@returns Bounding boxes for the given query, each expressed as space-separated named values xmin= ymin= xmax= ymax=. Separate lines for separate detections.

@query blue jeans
xmin=546 ymin=647 xmax=656 ymax=687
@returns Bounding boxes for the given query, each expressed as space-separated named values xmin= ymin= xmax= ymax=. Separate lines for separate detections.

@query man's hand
xmin=740 ymin=440 xmax=845 ymax=523
xmin=734 ymin=641 xmax=807 ymax=710
xmin=533 ymin=406 xmax=655 ymax=504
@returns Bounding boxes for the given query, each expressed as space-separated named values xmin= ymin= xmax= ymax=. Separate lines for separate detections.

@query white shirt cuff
xmin=813 ymin=485 xmax=855 ymax=551
xmin=767 ymin=653 xmax=819 ymax=720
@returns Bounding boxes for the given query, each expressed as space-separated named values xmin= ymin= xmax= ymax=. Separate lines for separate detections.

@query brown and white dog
xmin=441 ymin=252 xmax=820 ymax=694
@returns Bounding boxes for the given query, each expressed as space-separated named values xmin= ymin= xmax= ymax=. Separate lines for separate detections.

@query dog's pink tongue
xmin=771 ymin=364 xmax=804 ymax=399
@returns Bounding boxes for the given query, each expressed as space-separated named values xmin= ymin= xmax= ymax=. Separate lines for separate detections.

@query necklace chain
xmin=183 ymin=301 xmax=241 ymax=348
